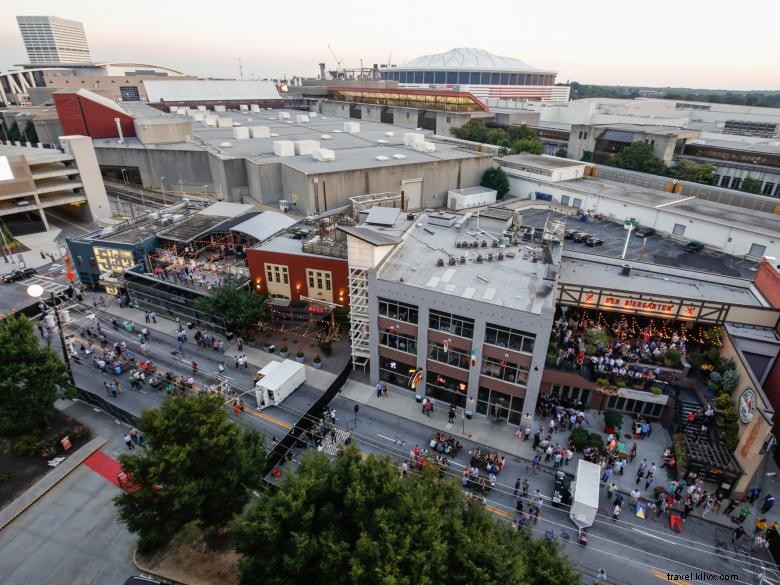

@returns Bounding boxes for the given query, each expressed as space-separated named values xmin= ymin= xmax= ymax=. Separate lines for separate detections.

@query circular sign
xmin=739 ymin=389 xmax=756 ymax=424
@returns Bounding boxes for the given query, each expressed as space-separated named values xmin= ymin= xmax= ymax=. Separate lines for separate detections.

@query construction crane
xmin=328 ymin=44 xmax=344 ymax=76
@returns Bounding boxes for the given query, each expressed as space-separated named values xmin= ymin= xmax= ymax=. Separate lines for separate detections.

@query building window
xmin=446 ymin=116 xmax=451 ymax=124
xmin=763 ymin=182 xmax=775 ymax=195
xmin=380 ymin=330 xmax=417 ymax=354
xmin=480 ymin=356 xmax=528 ymax=385
xmin=378 ymin=298 xmax=419 ymax=324
xmin=426 ymin=370 xmax=467 ymax=407
xmin=549 ymin=384 xmax=591 ymax=407
xmin=672 ymin=223 xmax=686 ymax=237
xmin=265 ymin=263 xmax=289 ymax=285
xmin=730 ymin=176 xmax=742 ymax=189
xmin=379 ymin=357 xmax=416 ymax=388
xmin=719 ymin=175 xmax=731 ymax=187
xmin=748 ymin=243 xmax=767 ymax=258
xmin=428 ymin=342 xmax=470 ymax=369
xmin=476 ymin=387 xmax=524 ymax=424
xmin=446 ymin=71 xmax=458 ymax=84
xmin=429 ymin=309 xmax=474 ymax=339
xmin=484 ymin=323 xmax=535 ymax=353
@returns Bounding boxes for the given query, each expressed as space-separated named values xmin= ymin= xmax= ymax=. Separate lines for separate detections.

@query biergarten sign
xmin=579 ymin=290 xmax=701 ymax=320
xmin=739 ymin=388 xmax=756 ymax=424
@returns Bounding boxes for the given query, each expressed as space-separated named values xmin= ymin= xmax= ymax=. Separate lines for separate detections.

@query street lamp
xmin=27 ymin=284 xmax=75 ymax=387
xmin=160 ymin=176 xmax=167 ymax=206
xmin=120 ymin=168 xmax=128 ymax=185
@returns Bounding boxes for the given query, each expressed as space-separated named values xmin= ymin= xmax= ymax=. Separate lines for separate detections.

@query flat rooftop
xmin=0 ymin=144 xmax=73 ymax=164
xmin=558 ymin=252 xmax=763 ymax=306
xmin=377 ymin=211 xmax=557 ymax=314
xmin=499 ymin=153 xmax=586 ymax=170
xmin=91 ymin=109 xmax=490 ymax=169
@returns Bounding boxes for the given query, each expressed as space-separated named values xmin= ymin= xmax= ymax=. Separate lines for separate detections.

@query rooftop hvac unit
xmin=169 ymin=106 xmax=179 ymax=113
xmin=497 ymin=252 xmax=504 ymax=260
xmin=393 ymin=154 xmax=406 ymax=160
xmin=233 ymin=127 xmax=250 ymax=140
xmin=250 ymin=104 xmax=260 ymax=112
xmin=249 ymin=126 xmax=271 ymax=138
xmin=278 ymin=111 xmax=291 ymax=120
xmin=481 ymin=240 xmax=488 ymax=248
xmin=375 ymin=155 xmax=389 ymax=161
xmin=448 ymin=257 xmax=456 ymax=266
xmin=193 ymin=113 xmax=205 ymax=122
xmin=455 ymin=241 xmax=462 ymax=248
xmin=344 ymin=121 xmax=360 ymax=133
xmin=178 ymin=108 xmax=190 ymax=116
xmin=273 ymin=141 xmax=296 ymax=157
xmin=204 ymin=116 xmax=218 ymax=127
xmin=239 ymin=104 xmax=249 ymax=111
xmin=294 ymin=140 xmax=320 ymax=155
xmin=270 ymin=132 xmax=279 ymax=137
xmin=321 ymin=134 xmax=332 ymax=140
xmin=436 ymin=258 xmax=445 ymax=267
xmin=214 ymin=105 xmax=226 ymax=112
xmin=385 ymin=131 xmax=394 ymax=137
xmin=216 ymin=117 xmax=233 ymax=128
xmin=376 ymin=139 xmax=388 ymax=144
xmin=459 ymin=256 xmax=466 ymax=264
xmin=312 ymin=148 xmax=335 ymax=161
xmin=309 ymin=111 xmax=318 ymax=118
xmin=476 ymin=254 xmax=484 ymax=263
xmin=232 ymin=122 xmax=242 ymax=127
xmin=423 ymin=142 xmax=436 ymax=153
xmin=491 ymin=240 xmax=499 ymax=248
xmin=295 ymin=114 xmax=310 ymax=123
xmin=220 ymin=142 xmax=233 ymax=148
xmin=487 ymin=253 xmax=494 ymax=261
xmin=403 ymin=132 xmax=425 ymax=147
xmin=197 ymin=105 xmax=207 ymax=111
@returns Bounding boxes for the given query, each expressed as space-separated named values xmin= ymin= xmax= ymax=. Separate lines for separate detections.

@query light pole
xmin=120 ymin=168 xmax=128 ymax=185
xmin=160 ymin=176 xmax=167 ymax=206
xmin=27 ymin=284 xmax=75 ymax=387
xmin=178 ymin=178 xmax=183 ymax=194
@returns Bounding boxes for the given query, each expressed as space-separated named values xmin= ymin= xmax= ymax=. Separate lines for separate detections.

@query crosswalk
xmin=25 ymin=275 xmax=69 ymax=294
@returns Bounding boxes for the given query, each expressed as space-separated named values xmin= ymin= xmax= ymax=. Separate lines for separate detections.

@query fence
xmin=75 ymin=387 xmax=138 ymax=427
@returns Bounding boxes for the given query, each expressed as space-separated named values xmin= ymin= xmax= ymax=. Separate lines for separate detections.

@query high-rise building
xmin=16 ymin=16 xmax=92 ymax=65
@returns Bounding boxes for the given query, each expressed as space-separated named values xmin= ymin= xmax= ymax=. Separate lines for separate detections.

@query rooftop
xmin=143 ymin=80 xmax=281 ymax=102
xmin=0 ymin=144 xmax=73 ymax=164
xmin=376 ymin=210 xmax=559 ymax=314
xmin=499 ymin=153 xmax=587 ymax=170
xmin=389 ymin=48 xmax=550 ymax=73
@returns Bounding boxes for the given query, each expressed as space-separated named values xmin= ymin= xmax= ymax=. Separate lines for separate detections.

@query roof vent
xmin=476 ymin=254 xmax=484 ymax=263
xmin=459 ymin=256 xmax=466 ymax=264
xmin=497 ymin=252 xmax=504 ymax=260
xmin=393 ymin=154 xmax=407 ymax=160
xmin=621 ymin=264 xmax=632 ymax=276
xmin=448 ymin=257 xmax=456 ymax=266
xmin=487 ymin=253 xmax=494 ymax=261
xmin=436 ymin=258 xmax=445 ymax=267
xmin=321 ymin=134 xmax=332 ymax=140
xmin=376 ymin=155 xmax=390 ymax=161
xmin=481 ymin=240 xmax=488 ymax=248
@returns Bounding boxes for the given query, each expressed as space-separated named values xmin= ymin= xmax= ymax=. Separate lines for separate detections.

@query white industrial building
xmin=16 ymin=15 xmax=91 ymax=65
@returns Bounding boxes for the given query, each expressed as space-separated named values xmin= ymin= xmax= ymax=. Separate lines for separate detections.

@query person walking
xmin=330 ymin=408 xmax=336 ymax=423
xmin=703 ymin=496 xmax=715 ymax=518
xmin=612 ymin=503 xmax=622 ymax=522
xmin=192 ymin=361 xmax=198 ymax=374
xmin=596 ymin=569 xmax=607 ymax=583
xmin=522 ymin=478 xmax=529 ymax=499
xmin=724 ymin=498 xmax=739 ymax=516
xmin=514 ymin=478 xmax=521 ymax=497
xmin=607 ymin=483 xmax=617 ymax=500
xmin=732 ymin=525 xmax=747 ymax=546
xmin=762 ymin=494 xmax=776 ymax=514
xmin=376 ymin=383 xmax=383 ymax=397
xmin=530 ymin=455 xmax=540 ymax=475
xmin=237 ymin=337 xmax=243 ymax=351
xmin=630 ymin=488 xmax=641 ymax=506
xmin=129 ymin=428 xmax=138 ymax=444
xmin=553 ymin=451 xmax=563 ymax=470
xmin=681 ymin=497 xmax=694 ymax=521
xmin=123 ymin=433 xmax=135 ymax=450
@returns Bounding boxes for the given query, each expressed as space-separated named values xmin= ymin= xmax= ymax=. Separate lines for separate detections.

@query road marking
xmin=652 ymin=570 xmax=690 ymax=584
xmin=484 ymin=502 xmax=513 ymax=520
xmin=632 ymin=527 xmax=671 ymax=542
xmin=377 ymin=433 xmax=396 ymax=442
xmin=46 ymin=210 xmax=91 ymax=232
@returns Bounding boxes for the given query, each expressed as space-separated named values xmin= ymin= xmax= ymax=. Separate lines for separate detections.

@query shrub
xmin=713 ymin=393 xmax=739 ymax=450
xmin=585 ymin=327 xmax=609 ymax=349
xmin=673 ymin=433 xmax=688 ymax=476
xmin=586 ymin=433 xmax=604 ymax=449
xmin=0 ymin=471 xmax=15 ymax=483
xmin=650 ymin=385 xmax=664 ymax=395
xmin=296 ymin=350 xmax=305 ymax=358
xmin=13 ymin=432 xmax=40 ymax=457
xmin=686 ymin=350 xmax=705 ymax=370
xmin=69 ymin=425 xmax=91 ymax=441
xmin=704 ymin=327 xmax=724 ymax=347
xmin=290 ymin=300 xmax=307 ymax=309
xmin=662 ymin=348 xmax=682 ymax=368
xmin=279 ymin=345 xmax=288 ymax=353
xmin=569 ymin=428 xmax=589 ymax=451
xmin=708 ymin=371 xmax=723 ymax=392
xmin=604 ymin=409 xmax=623 ymax=431
xmin=596 ymin=378 xmax=610 ymax=389
xmin=720 ymin=369 xmax=740 ymax=394
xmin=318 ymin=340 xmax=333 ymax=356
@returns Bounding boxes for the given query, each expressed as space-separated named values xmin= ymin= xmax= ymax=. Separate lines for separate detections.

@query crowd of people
xmin=151 ymin=245 xmax=248 ymax=292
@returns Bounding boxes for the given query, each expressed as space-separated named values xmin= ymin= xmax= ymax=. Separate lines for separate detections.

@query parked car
xmin=684 ymin=241 xmax=704 ymax=253
xmin=586 ymin=237 xmax=604 ymax=247
xmin=572 ymin=232 xmax=590 ymax=243
xmin=564 ymin=229 xmax=579 ymax=240
xmin=123 ymin=578 xmax=160 ymax=585
xmin=2 ymin=267 xmax=36 ymax=283
xmin=552 ymin=470 xmax=573 ymax=508
xmin=14 ymin=198 xmax=33 ymax=207
xmin=635 ymin=227 xmax=656 ymax=238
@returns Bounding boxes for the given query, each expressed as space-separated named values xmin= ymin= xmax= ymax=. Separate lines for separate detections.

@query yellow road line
xmin=484 ymin=502 xmax=513 ymax=520
xmin=46 ymin=211 xmax=91 ymax=233
xmin=653 ymin=570 xmax=690 ymax=585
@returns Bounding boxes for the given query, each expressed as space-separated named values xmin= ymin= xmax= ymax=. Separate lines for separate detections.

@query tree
xmin=511 ymin=138 xmax=543 ymax=155
xmin=23 ymin=120 xmax=39 ymax=144
xmin=481 ymin=166 xmax=510 ymax=199
xmin=0 ymin=315 xmax=70 ymax=435
xmin=605 ymin=141 xmax=668 ymax=175
xmin=581 ymin=150 xmax=593 ymax=162
xmin=450 ymin=119 xmax=490 ymax=143
xmin=235 ymin=445 xmax=579 ymax=585
xmin=114 ymin=393 xmax=265 ymax=552
xmin=740 ymin=176 xmax=763 ymax=194
xmin=669 ymin=159 xmax=716 ymax=185
xmin=194 ymin=283 xmax=268 ymax=338
xmin=554 ymin=147 xmax=568 ymax=158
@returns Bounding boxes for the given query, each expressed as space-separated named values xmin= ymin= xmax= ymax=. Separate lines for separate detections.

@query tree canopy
xmin=114 ymin=393 xmax=265 ymax=552
xmin=740 ymin=176 xmax=763 ymax=194
xmin=0 ymin=315 xmax=70 ymax=435
xmin=668 ymin=159 xmax=716 ymax=185
xmin=481 ymin=167 xmax=510 ymax=200
xmin=234 ymin=445 xmax=579 ymax=585
xmin=605 ymin=141 xmax=668 ymax=175
xmin=194 ymin=283 xmax=268 ymax=337
xmin=451 ymin=120 xmax=544 ymax=156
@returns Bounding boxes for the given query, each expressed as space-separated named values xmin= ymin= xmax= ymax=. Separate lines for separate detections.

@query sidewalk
xmin=0 ymin=228 xmax=63 ymax=274
xmin=340 ymin=378 xmax=780 ymax=532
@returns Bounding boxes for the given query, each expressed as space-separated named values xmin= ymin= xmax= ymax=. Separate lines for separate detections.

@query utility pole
xmin=239 ymin=58 xmax=243 ymax=80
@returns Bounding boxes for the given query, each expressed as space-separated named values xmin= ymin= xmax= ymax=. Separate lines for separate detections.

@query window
xmin=380 ymin=330 xmax=417 ymax=354
xmin=476 ymin=387 xmax=524 ymax=424
xmin=481 ymin=356 xmax=528 ymax=385
xmin=458 ymin=71 xmax=469 ymax=85
xmin=434 ymin=71 xmax=445 ymax=84
xmin=306 ymin=269 xmax=332 ymax=293
xmin=446 ymin=116 xmax=451 ymax=124
xmin=606 ymin=396 xmax=664 ymax=418
xmin=379 ymin=357 xmax=416 ymax=388
xmin=414 ymin=71 xmax=423 ymax=83
xmin=378 ymin=298 xmax=419 ymax=324
xmin=719 ymin=175 xmax=731 ymax=187
xmin=508 ymin=73 xmax=518 ymax=85
xmin=470 ymin=72 xmax=481 ymax=84
xmin=549 ymin=384 xmax=591 ymax=407
xmin=484 ymin=323 xmax=535 ymax=353
xmin=730 ymin=176 xmax=742 ymax=189
xmin=423 ymin=71 xmax=434 ymax=84
xmin=428 ymin=342 xmax=470 ymax=369
xmin=265 ymin=263 xmax=289 ymax=285
xmin=672 ymin=223 xmax=686 ymax=237
xmin=426 ymin=370 xmax=467 ymax=407
xmin=499 ymin=73 xmax=509 ymax=85
xmin=763 ymin=182 xmax=776 ymax=195
xmin=490 ymin=72 xmax=500 ymax=85
xmin=748 ymin=243 xmax=767 ymax=258
xmin=446 ymin=71 xmax=458 ymax=84
xmin=429 ymin=309 xmax=474 ymax=338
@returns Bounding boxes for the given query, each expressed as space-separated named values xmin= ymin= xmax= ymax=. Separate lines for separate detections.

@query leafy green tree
xmin=194 ymin=283 xmax=268 ymax=337
xmin=235 ymin=445 xmax=579 ymax=585
xmin=0 ymin=315 xmax=70 ymax=435
xmin=6 ymin=122 xmax=21 ymax=143
xmin=511 ymin=138 xmax=543 ymax=155
xmin=506 ymin=125 xmax=537 ymax=142
xmin=581 ymin=150 xmax=593 ymax=162
xmin=451 ymin=119 xmax=491 ymax=142
xmin=554 ymin=147 xmax=568 ymax=158
xmin=669 ymin=159 xmax=716 ymax=185
xmin=23 ymin=120 xmax=39 ymax=144
xmin=740 ymin=176 xmax=763 ymax=194
xmin=605 ymin=141 xmax=668 ymax=175
xmin=114 ymin=393 xmax=265 ymax=552
xmin=481 ymin=166 xmax=510 ymax=199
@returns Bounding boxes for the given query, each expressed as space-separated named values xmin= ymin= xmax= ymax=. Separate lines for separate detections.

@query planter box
xmin=313 ymin=361 xmax=322 ymax=369
xmin=279 ymin=351 xmax=289 ymax=358
xmin=295 ymin=356 xmax=305 ymax=363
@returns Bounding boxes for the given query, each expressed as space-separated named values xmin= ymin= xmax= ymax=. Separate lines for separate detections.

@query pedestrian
xmin=401 ymin=460 xmax=408 ymax=477
xmin=703 ymin=496 xmax=715 ymax=518
xmin=630 ymin=487 xmax=641 ymax=506
xmin=607 ymin=483 xmax=617 ymax=500
xmin=382 ymin=384 xmax=388 ymax=397
xmin=635 ymin=467 xmax=645 ymax=485
xmin=564 ymin=447 xmax=573 ymax=466
xmin=514 ymin=478 xmax=521 ymax=497
xmin=724 ymin=498 xmax=738 ymax=516
xmin=522 ymin=478 xmax=529 ymax=498
xmin=696 ymin=490 xmax=709 ymax=508
xmin=602 ymin=466 xmax=612 ymax=483
xmin=129 ymin=427 xmax=138 ymax=444
xmin=330 ymin=408 xmax=336 ymax=423
xmin=237 ymin=337 xmax=243 ymax=351
xmin=123 ymin=433 xmax=135 ymax=450
xmin=645 ymin=474 xmax=654 ymax=490
xmin=748 ymin=486 xmax=762 ymax=504
xmin=448 ymin=404 xmax=456 ymax=424
xmin=732 ymin=525 xmax=747 ymax=545
xmin=149 ymin=311 xmax=157 ymax=323
xmin=138 ymin=433 xmax=146 ymax=449
xmin=192 ymin=361 xmax=198 ymax=374
xmin=597 ymin=569 xmax=607 ymax=583
xmin=647 ymin=500 xmax=657 ymax=520
xmin=553 ymin=451 xmax=563 ymax=469
xmin=531 ymin=455 xmax=540 ymax=475
xmin=612 ymin=503 xmax=622 ymax=521
xmin=681 ymin=497 xmax=693 ymax=521
xmin=376 ymin=383 xmax=383 ymax=397
xmin=144 ymin=311 xmax=150 ymax=323
xmin=762 ymin=494 xmax=776 ymax=514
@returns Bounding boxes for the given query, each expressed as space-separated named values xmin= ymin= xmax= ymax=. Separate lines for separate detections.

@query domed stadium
xmin=380 ymin=48 xmax=569 ymax=103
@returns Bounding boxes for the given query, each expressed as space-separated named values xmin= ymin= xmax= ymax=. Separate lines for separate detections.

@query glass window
xmin=379 ymin=357 xmax=416 ymax=388
xmin=428 ymin=342 xmax=470 ymax=370
xmin=414 ymin=71 xmax=423 ymax=83
xmin=434 ymin=71 xmax=445 ymax=84
xmin=423 ymin=71 xmax=434 ymax=84
xmin=484 ymin=323 xmax=536 ymax=353
xmin=429 ymin=309 xmax=474 ymax=339
xmin=446 ymin=71 xmax=458 ymax=84
xmin=480 ymin=356 xmax=528 ymax=385
xmin=490 ymin=72 xmax=500 ymax=84
xmin=426 ymin=370 xmax=467 ymax=407
xmin=499 ymin=73 xmax=509 ymax=85
xmin=458 ymin=72 xmax=469 ymax=84
xmin=378 ymin=297 xmax=419 ymax=324
xmin=508 ymin=73 xmax=518 ymax=85
xmin=469 ymin=72 xmax=481 ymax=84
xmin=399 ymin=72 xmax=407 ymax=83
xmin=380 ymin=330 xmax=417 ymax=354
xmin=476 ymin=386 xmax=523 ymax=423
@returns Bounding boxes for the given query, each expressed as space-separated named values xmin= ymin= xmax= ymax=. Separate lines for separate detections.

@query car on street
xmin=684 ymin=241 xmax=704 ymax=253
xmin=572 ymin=232 xmax=590 ymax=243
xmin=634 ymin=226 xmax=656 ymax=238
xmin=586 ymin=237 xmax=604 ymax=247
xmin=564 ymin=229 xmax=579 ymax=240
xmin=552 ymin=470 xmax=573 ymax=508
xmin=2 ymin=267 xmax=36 ymax=282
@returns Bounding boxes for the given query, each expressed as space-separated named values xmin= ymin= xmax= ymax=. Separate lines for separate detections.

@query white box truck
xmin=254 ymin=359 xmax=306 ymax=410
xmin=569 ymin=459 xmax=600 ymax=530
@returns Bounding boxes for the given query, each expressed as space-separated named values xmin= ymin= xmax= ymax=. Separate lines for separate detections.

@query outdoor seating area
xmin=469 ymin=448 xmax=506 ymax=474
xmin=149 ymin=245 xmax=249 ymax=292
xmin=428 ymin=432 xmax=463 ymax=457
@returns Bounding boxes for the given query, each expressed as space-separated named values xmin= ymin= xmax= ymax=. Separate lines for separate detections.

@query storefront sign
xmin=739 ymin=388 xmax=756 ymax=424
xmin=616 ymin=387 xmax=669 ymax=405
xmin=60 ymin=436 xmax=72 ymax=451
xmin=93 ymin=246 xmax=135 ymax=274
xmin=579 ymin=290 xmax=700 ymax=320
xmin=307 ymin=305 xmax=327 ymax=314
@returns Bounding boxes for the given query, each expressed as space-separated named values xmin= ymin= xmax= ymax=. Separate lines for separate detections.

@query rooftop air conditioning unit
xmin=312 ymin=148 xmax=335 ymax=161
xmin=375 ymin=155 xmax=389 ymax=161
xmin=459 ymin=256 xmax=466 ymax=264
xmin=476 ymin=255 xmax=483 ymax=263
xmin=448 ymin=257 xmax=456 ymax=266
xmin=321 ymin=134 xmax=332 ymax=140
xmin=436 ymin=258 xmax=445 ymax=267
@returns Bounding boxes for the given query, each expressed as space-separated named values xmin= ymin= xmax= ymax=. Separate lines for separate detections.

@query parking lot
xmin=521 ymin=210 xmax=758 ymax=279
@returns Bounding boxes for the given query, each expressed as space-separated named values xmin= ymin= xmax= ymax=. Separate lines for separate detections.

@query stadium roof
xmin=144 ymin=80 xmax=281 ymax=103
xmin=391 ymin=48 xmax=548 ymax=73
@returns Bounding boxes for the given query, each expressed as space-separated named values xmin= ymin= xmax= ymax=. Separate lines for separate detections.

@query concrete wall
xmin=60 ymin=136 xmax=111 ymax=221
xmin=134 ymin=121 xmax=192 ymax=145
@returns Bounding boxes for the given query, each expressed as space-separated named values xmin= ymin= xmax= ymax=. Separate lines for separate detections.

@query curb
xmin=0 ymin=434 xmax=107 ymax=532
xmin=132 ymin=547 xmax=189 ymax=585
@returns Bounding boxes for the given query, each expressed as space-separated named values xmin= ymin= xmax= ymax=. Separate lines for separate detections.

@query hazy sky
xmin=2 ymin=0 xmax=778 ymax=90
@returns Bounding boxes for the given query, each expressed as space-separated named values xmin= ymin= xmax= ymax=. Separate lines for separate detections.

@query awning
xmin=230 ymin=211 xmax=297 ymax=242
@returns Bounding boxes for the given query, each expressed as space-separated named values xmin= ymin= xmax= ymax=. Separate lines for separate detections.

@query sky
xmin=1 ymin=0 xmax=779 ymax=91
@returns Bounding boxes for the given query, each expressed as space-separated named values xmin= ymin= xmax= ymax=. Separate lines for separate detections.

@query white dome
xmin=391 ymin=48 xmax=544 ymax=72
